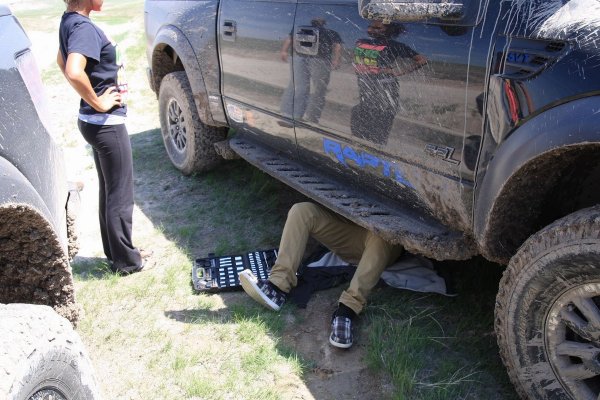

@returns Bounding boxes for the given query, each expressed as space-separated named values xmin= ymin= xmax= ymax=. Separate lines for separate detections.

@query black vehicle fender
xmin=0 ymin=156 xmax=61 ymax=246
xmin=474 ymin=95 xmax=600 ymax=264
xmin=150 ymin=25 xmax=222 ymax=127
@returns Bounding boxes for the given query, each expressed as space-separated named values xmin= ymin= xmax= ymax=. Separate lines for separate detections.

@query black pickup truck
xmin=145 ymin=0 xmax=600 ymax=398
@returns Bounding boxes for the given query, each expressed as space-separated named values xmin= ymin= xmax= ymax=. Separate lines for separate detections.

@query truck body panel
xmin=0 ymin=13 xmax=67 ymax=246
xmin=145 ymin=0 xmax=600 ymax=261
xmin=218 ymin=0 xmax=298 ymax=155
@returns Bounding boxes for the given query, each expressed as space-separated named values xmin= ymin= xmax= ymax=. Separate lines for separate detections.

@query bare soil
xmin=282 ymin=291 xmax=395 ymax=399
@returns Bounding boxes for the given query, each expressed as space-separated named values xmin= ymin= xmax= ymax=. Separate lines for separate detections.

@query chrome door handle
xmin=294 ymin=27 xmax=319 ymax=56
xmin=223 ymin=20 xmax=236 ymax=41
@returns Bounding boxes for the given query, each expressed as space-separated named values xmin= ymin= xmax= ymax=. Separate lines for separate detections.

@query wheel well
xmin=480 ymin=144 xmax=600 ymax=264
xmin=151 ymin=44 xmax=185 ymax=94
xmin=0 ymin=204 xmax=78 ymax=323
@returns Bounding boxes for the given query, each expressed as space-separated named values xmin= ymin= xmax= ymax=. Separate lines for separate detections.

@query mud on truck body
xmin=145 ymin=0 xmax=600 ymax=398
xmin=0 ymin=5 xmax=99 ymax=400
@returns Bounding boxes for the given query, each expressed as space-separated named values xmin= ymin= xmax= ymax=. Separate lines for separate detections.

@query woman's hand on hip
xmin=96 ymin=86 xmax=122 ymax=112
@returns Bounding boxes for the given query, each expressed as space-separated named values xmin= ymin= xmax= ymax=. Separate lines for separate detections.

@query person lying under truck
xmin=240 ymin=202 xmax=403 ymax=348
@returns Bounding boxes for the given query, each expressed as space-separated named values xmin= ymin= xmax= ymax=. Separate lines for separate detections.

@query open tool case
xmin=192 ymin=249 xmax=278 ymax=292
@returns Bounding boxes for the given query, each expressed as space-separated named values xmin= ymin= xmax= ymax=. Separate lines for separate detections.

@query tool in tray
xmin=192 ymin=249 xmax=278 ymax=292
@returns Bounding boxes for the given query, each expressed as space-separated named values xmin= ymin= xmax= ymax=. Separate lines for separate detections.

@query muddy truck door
xmin=218 ymin=0 xmax=298 ymax=156
xmin=293 ymin=0 xmax=486 ymax=231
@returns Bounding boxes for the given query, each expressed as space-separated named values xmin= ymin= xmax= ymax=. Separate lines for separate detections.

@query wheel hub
xmin=166 ymin=98 xmax=187 ymax=153
xmin=29 ymin=388 xmax=67 ymax=400
xmin=546 ymin=283 xmax=600 ymax=399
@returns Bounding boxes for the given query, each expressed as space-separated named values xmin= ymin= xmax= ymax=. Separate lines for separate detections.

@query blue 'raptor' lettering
xmin=323 ymin=138 xmax=413 ymax=188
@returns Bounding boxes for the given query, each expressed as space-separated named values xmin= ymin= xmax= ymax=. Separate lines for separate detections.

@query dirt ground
xmin=23 ymin=17 xmax=394 ymax=400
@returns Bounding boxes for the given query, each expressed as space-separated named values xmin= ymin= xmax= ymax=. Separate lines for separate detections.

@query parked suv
xmin=0 ymin=5 xmax=99 ymax=400
xmin=145 ymin=0 xmax=600 ymax=398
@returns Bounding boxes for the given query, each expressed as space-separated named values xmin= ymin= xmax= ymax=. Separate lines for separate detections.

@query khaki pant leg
xmin=339 ymin=232 xmax=403 ymax=315
xmin=269 ymin=202 xmax=366 ymax=292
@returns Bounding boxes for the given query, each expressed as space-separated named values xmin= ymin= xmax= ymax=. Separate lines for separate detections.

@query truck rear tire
xmin=495 ymin=205 xmax=600 ymax=400
xmin=0 ymin=304 xmax=99 ymax=400
xmin=158 ymin=71 xmax=227 ymax=175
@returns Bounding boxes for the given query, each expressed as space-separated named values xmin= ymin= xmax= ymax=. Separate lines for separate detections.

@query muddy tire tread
xmin=0 ymin=204 xmax=79 ymax=323
xmin=0 ymin=303 xmax=99 ymax=400
xmin=66 ymin=190 xmax=80 ymax=261
xmin=495 ymin=204 xmax=600 ymax=400
xmin=158 ymin=71 xmax=227 ymax=175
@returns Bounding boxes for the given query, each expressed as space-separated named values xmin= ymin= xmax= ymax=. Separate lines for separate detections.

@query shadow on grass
xmin=165 ymin=301 xmax=286 ymax=333
xmin=364 ymin=256 xmax=519 ymax=400
xmin=164 ymin=299 xmax=310 ymax=380
xmin=73 ymin=129 xmax=294 ymax=281
xmin=71 ymin=256 xmax=114 ymax=280
xmin=129 ymin=129 xmax=305 ymax=259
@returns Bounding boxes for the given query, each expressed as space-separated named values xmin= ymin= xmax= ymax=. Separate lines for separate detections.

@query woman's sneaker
xmin=329 ymin=315 xmax=353 ymax=348
xmin=239 ymin=269 xmax=286 ymax=311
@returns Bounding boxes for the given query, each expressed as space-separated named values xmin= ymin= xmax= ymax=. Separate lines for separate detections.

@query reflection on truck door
xmin=218 ymin=0 xmax=298 ymax=155
xmin=293 ymin=0 xmax=485 ymax=226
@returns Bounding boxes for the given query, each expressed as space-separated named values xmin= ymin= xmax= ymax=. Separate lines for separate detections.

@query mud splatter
xmin=496 ymin=0 xmax=600 ymax=51
xmin=0 ymin=204 xmax=79 ymax=324
xmin=359 ymin=0 xmax=463 ymax=23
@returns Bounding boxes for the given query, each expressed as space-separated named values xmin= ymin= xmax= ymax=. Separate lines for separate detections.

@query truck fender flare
xmin=151 ymin=25 xmax=215 ymax=126
xmin=0 ymin=156 xmax=56 ymax=237
xmin=474 ymin=95 xmax=600 ymax=260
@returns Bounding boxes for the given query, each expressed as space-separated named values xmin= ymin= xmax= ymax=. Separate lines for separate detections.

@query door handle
xmin=223 ymin=20 xmax=236 ymax=41
xmin=295 ymin=33 xmax=317 ymax=43
xmin=294 ymin=27 xmax=319 ymax=56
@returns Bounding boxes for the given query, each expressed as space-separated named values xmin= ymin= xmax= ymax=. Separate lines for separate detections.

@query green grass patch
xmin=12 ymin=3 xmax=65 ymax=33
xmin=364 ymin=259 xmax=518 ymax=400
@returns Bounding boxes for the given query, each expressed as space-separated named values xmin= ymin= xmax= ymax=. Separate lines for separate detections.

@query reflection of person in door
xmin=280 ymin=18 xmax=342 ymax=123
xmin=351 ymin=21 xmax=427 ymax=144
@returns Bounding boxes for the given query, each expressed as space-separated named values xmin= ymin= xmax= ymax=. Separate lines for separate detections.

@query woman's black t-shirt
xmin=59 ymin=11 xmax=126 ymax=117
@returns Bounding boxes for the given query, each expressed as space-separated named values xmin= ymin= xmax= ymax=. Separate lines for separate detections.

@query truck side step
xmin=230 ymin=137 xmax=478 ymax=261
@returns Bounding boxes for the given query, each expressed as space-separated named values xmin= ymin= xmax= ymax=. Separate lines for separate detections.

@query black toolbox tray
xmin=192 ymin=249 xmax=278 ymax=292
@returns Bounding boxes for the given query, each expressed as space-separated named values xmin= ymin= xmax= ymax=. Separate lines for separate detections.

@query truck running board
xmin=230 ymin=137 xmax=478 ymax=261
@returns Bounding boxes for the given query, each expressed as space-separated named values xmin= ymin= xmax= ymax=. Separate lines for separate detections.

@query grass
xmin=364 ymin=259 xmax=518 ymax=399
xmin=67 ymin=151 xmax=307 ymax=399
xmin=16 ymin=0 xmax=519 ymax=398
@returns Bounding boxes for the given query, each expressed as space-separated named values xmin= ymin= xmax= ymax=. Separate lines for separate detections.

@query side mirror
xmin=358 ymin=0 xmax=464 ymax=23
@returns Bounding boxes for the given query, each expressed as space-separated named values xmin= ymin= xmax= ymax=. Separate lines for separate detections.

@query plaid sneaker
xmin=239 ymin=269 xmax=286 ymax=311
xmin=329 ymin=315 xmax=353 ymax=349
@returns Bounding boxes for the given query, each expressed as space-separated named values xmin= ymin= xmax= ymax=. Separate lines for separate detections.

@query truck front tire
xmin=496 ymin=205 xmax=600 ymax=400
xmin=66 ymin=184 xmax=82 ymax=261
xmin=158 ymin=71 xmax=226 ymax=175
xmin=0 ymin=304 xmax=99 ymax=400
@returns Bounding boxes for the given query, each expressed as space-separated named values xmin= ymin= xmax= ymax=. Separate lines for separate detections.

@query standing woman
xmin=57 ymin=0 xmax=146 ymax=274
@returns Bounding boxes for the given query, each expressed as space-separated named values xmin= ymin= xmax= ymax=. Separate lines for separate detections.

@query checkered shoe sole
xmin=329 ymin=316 xmax=353 ymax=349
xmin=239 ymin=269 xmax=285 ymax=311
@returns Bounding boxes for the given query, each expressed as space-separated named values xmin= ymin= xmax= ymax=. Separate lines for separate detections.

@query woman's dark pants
xmin=78 ymin=120 xmax=141 ymax=269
